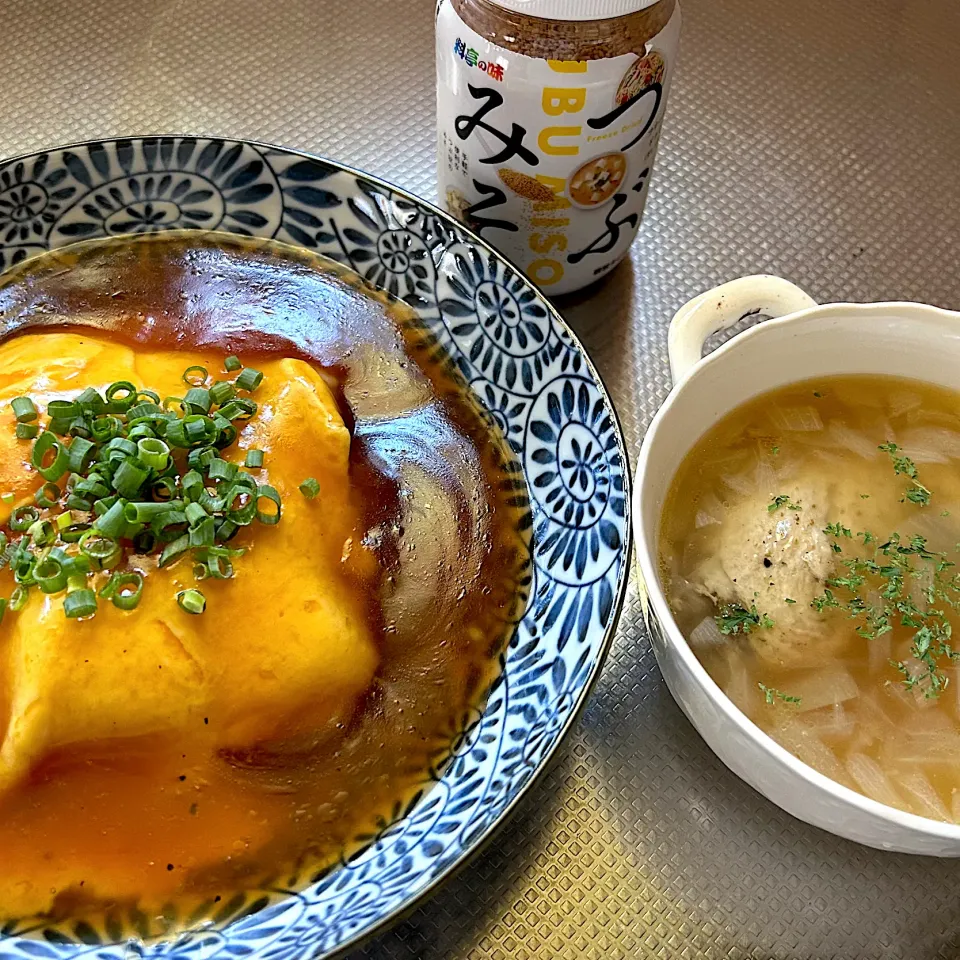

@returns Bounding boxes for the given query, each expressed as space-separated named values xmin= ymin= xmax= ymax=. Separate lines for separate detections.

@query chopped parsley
xmin=758 ymin=682 xmax=801 ymax=705
xmin=824 ymin=522 xmax=852 ymax=538
xmin=812 ymin=588 xmax=841 ymax=612
xmin=716 ymin=602 xmax=774 ymax=636
xmin=878 ymin=441 xmax=931 ymax=506
xmin=771 ymin=445 xmax=780 ymax=456
xmin=768 ymin=494 xmax=801 ymax=513
xmin=811 ymin=529 xmax=960 ymax=697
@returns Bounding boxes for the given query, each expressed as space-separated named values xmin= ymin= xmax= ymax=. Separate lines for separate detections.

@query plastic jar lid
xmin=483 ymin=0 xmax=662 ymax=20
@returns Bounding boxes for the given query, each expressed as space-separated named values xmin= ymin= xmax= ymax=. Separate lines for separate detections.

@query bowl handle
xmin=668 ymin=275 xmax=818 ymax=382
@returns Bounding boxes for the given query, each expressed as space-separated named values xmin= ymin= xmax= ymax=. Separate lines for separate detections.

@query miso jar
xmin=436 ymin=0 xmax=680 ymax=295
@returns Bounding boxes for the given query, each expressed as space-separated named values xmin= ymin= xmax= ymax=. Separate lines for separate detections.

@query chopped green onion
xmin=67 ymin=436 xmax=96 ymax=473
xmin=193 ymin=562 xmax=209 ymax=580
xmin=105 ymin=436 xmax=138 ymax=458
xmin=1 ymin=493 xmax=14 ymax=504
xmin=136 ymin=437 xmax=170 ymax=471
xmin=213 ymin=416 xmax=238 ymax=448
xmin=199 ymin=489 xmax=225 ymax=513
xmin=186 ymin=416 xmax=215 ymax=445
xmin=13 ymin=555 xmax=36 ymax=584
xmin=152 ymin=476 xmax=179 ymax=501
xmin=35 ymin=558 xmax=67 ymax=594
xmin=159 ymin=533 xmax=191 ymax=567
xmin=80 ymin=533 xmax=121 ymax=568
xmin=121 ymin=518 xmax=145 ymax=542
xmin=10 ymin=585 xmax=28 ymax=611
xmin=64 ymin=588 xmax=97 ymax=619
xmin=228 ymin=471 xmax=257 ymax=493
xmin=10 ymin=505 xmax=40 ymax=531
xmin=216 ymin=519 xmax=239 ymax=541
xmin=235 ymin=368 xmax=263 ymax=392
xmin=209 ymin=380 xmax=236 ymax=405
xmin=184 ymin=502 xmax=208 ymax=526
xmin=74 ymin=474 xmax=110 ymax=500
xmin=224 ymin=485 xmax=256 ymax=525
xmin=62 ymin=555 xmax=92 ymax=581
xmin=35 ymin=482 xmax=61 ymax=508
xmin=186 ymin=446 xmax=218 ymax=470
xmin=91 ymin=416 xmax=122 ymax=442
xmin=256 ymin=485 xmax=282 ymax=525
xmin=132 ymin=530 xmax=156 ymax=553
xmin=182 ymin=365 xmax=208 ymax=387
xmin=76 ymin=387 xmax=106 ymax=413
xmin=11 ymin=396 xmax=37 ymax=423
xmin=205 ymin=553 xmax=235 ymax=579
xmin=218 ymin=399 xmax=257 ymax=421
xmin=125 ymin=500 xmax=181 ymax=523
xmin=208 ymin=458 xmax=237 ymax=482
xmin=98 ymin=572 xmax=120 ymax=599
xmin=94 ymin=499 xmax=129 ymax=539
xmin=181 ymin=470 xmax=204 ymax=501
xmin=61 ymin=522 xmax=92 ymax=543
xmin=299 ymin=477 xmax=320 ymax=499
xmin=126 ymin=423 xmax=157 ymax=444
xmin=112 ymin=459 xmax=150 ymax=499
xmin=166 ymin=414 xmax=217 ymax=449
xmin=177 ymin=588 xmax=206 ymax=614
xmin=47 ymin=400 xmax=80 ymax=420
xmin=152 ymin=509 xmax=188 ymax=543
xmin=67 ymin=417 xmax=92 ymax=439
xmin=32 ymin=432 xmax=69 ymax=482
xmin=188 ymin=516 xmax=216 ymax=547
xmin=111 ymin=572 xmax=144 ymax=610
xmin=224 ymin=355 xmax=241 ymax=372
xmin=126 ymin=401 xmax=165 ymax=421
xmin=27 ymin=519 xmax=56 ymax=547
xmin=184 ymin=387 xmax=212 ymax=414
xmin=105 ymin=381 xmax=138 ymax=407
xmin=7 ymin=361 xmax=280 ymax=616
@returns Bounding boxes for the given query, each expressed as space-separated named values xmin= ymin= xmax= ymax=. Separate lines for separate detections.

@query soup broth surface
xmin=661 ymin=374 xmax=960 ymax=823
xmin=0 ymin=233 xmax=530 ymax=931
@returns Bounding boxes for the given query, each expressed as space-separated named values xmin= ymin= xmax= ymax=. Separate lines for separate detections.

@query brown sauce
xmin=0 ymin=232 xmax=531 ymax=931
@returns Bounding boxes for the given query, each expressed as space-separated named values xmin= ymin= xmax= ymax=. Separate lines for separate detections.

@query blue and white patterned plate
xmin=0 ymin=137 xmax=630 ymax=959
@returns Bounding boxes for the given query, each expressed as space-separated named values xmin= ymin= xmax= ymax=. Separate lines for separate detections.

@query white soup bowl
xmin=633 ymin=274 xmax=960 ymax=855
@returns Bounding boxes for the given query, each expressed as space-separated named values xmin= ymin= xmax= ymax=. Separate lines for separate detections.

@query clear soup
xmin=660 ymin=374 xmax=960 ymax=823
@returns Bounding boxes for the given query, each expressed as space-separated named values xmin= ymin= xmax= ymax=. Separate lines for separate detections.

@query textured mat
xmin=1 ymin=0 xmax=959 ymax=956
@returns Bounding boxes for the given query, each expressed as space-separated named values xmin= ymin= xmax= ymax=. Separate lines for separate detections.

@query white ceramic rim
xmin=484 ymin=0 xmax=660 ymax=21
xmin=634 ymin=297 xmax=960 ymax=843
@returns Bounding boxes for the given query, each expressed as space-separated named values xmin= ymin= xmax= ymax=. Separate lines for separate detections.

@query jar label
xmin=436 ymin=2 xmax=680 ymax=295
